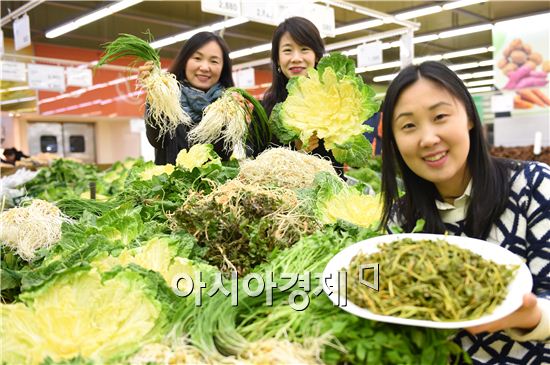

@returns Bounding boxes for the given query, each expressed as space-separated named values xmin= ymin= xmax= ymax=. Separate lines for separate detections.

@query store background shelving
xmin=1 ymin=0 xmax=549 ymax=115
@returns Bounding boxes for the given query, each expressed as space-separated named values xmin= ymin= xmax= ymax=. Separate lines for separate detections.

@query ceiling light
xmin=443 ymin=0 xmax=487 ymax=11
xmin=150 ymin=17 xmax=248 ymax=49
xmin=356 ymin=61 xmax=401 ymax=73
xmin=395 ymin=5 xmax=443 ymax=20
xmin=468 ymin=86 xmax=493 ymax=93
xmin=45 ymin=0 xmax=143 ymax=38
xmin=466 ymin=79 xmax=494 ymax=87
xmin=230 ymin=43 xmax=271 ymax=59
xmin=373 ymin=66 xmax=495 ymax=83
xmin=373 ymin=74 xmax=398 ymax=82
xmin=334 ymin=19 xmax=384 ymax=36
xmin=448 ymin=62 xmax=482 ymax=71
xmin=0 ymin=96 xmax=36 ymax=105
xmin=472 ymin=70 xmax=494 ymax=78
xmin=444 ymin=46 xmax=491 ymax=59
xmin=439 ymin=23 xmax=493 ymax=38
xmin=0 ymin=86 xmax=31 ymax=93
xmin=413 ymin=34 xmax=440 ymax=43
xmin=479 ymin=59 xmax=495 ymax=67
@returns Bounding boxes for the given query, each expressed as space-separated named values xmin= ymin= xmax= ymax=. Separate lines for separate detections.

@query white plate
xmin=322 ymin=233 xmax=533 ymax=329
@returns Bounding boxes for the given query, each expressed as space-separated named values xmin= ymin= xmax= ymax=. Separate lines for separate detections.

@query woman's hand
xmin=295 ymin=134 xmax=320 ymax=153
xmin=138 ymin=61 xmax=154 ymax=83
xmin=231 ymin=92 xmax=254 ymax=125
xmin=466 ymin=293 xmax=541 ymax=335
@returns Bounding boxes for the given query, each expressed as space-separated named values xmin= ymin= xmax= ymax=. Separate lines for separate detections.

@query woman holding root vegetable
xmin=262 ymin=17 xmax=345 ymax=176
xmin=379 ymin=61 xmax=550 ymax=363
xmin=139 ymin=31 xmax=236 ymax=164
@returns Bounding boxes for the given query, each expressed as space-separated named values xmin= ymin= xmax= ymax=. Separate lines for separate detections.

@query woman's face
xmin=278 ymin=32 xmax=316 ymax=79
xmin=392 ymin=77 xmax=473 ymax=199
xmin=185 ymin=40 xmax=223 ymax=91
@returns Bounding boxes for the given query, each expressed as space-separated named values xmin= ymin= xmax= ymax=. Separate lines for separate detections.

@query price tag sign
xmin=399 ymin=30 xmax=414 ymax=68
xmin=28 ymin=64 xmax=66 ymax=92
xmin=242 ymin=2 xmax=279 ymax=26
xmin=66 ymin=67 xmax=93 ymax=87
xmin=357 ymin=41 xmax=383 ymax=68
xmin=0 ymin=30 xmax=4 ymax=55
xmin=491 ymin=94 xmax=514 ymax=113
xmin=201 ymin=0 xmax=241 ymax=18
xmin=306 ymin=4 xmax=335 ymax=37
xmin=236 ymin=67 xmax=255 ymax=88
xmin=13 ymin=14 xmax=31 ymax=51
xmin=1 ymin=61 xmax=27 ymax=82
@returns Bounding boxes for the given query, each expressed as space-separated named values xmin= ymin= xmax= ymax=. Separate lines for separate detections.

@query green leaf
xmin=268 ymin=102 xmax=299 ymax=144
xmin=356 ymin=343 xmax=367 ymax=361
xmin=317 ymin=52 xmax=356 ymax=79
xmin=332 ymin=134 xmax=373 ymax=168
xmin=412 ymin=219 xmax=426 ymax=233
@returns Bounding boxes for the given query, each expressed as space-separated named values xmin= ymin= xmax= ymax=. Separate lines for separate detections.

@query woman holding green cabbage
xmin=262 ymin=17 xmax=344 ymax=176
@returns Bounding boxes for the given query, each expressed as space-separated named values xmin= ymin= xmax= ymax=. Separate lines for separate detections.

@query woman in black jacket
xmin=140 ymin=31 xmax=234 ymax=165
xmin=262 ymin=17 xmax=344 ymax=177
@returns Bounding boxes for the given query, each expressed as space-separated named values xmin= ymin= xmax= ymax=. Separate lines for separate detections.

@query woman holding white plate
xmin=379 ymin=61 xmax=550 ymax=363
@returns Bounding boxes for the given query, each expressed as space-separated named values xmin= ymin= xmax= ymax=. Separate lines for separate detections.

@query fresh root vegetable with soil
xmin=0 ymin=199 xmax=69 ymax=261
xmin=96 ymin=32 xmax=191 ymax=138
xmin=188 ymin=88 xmax=270 ymax=158
xmin=237 ymin=147 xmax=337 ymax=189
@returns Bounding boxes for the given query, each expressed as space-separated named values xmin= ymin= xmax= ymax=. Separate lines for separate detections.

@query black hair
xmin=262 ymin=17 xmax=325 ymax=116
xmin=168 ymin=31 xmax=234 ymax=88
xmin=3 ymin=148 xmax=16 ymax=157
xmin=380 ymin=61 xmax=513 ymax=239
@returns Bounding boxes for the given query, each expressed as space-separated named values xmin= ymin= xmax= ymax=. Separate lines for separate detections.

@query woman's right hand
xmin=295 ymin=134 xmax=320 ymax=153
xmin=138 ymin=61 xmax=154 ymax=83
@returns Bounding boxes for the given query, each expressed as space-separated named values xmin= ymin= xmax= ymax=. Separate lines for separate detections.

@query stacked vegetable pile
xmin=1 ymin=146 xmax=468 ymax=365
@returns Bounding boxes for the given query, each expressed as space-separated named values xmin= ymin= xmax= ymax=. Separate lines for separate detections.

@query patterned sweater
xmin=435 ymin=161 xmax=550 ymax=364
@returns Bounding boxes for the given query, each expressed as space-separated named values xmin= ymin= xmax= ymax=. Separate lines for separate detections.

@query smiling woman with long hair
xmin=262 ymin=17 xmax=346 ymax=176
xmin=139 ymin=31 xmax=234 ymax=165
xmin=380 ymin=61 xmax=550 ymax=364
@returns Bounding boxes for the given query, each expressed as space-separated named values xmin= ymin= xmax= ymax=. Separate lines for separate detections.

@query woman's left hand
xmin=231 ymin=92 xmax=254 ymax=124
xmin=466 ymin=293 xmax=541 ymax=334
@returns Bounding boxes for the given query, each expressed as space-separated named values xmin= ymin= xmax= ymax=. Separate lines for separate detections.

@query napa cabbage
xmin=1 ymin=266 xmax=176 ymax=365
xmin=175 ymin=144 xmax=221 ymax=171
xmin=139 ymin=163 xmax=175 ymax=181
xmin=315 ymin=173 xmax=382 ymax=229
xmin=270 ymin=53 xmax=380 ymax=168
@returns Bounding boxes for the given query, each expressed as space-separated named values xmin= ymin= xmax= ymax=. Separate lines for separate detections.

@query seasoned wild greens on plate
xmin=322 ymin=233 xmax=533 ymax=329
xmin=345 ymin=238 xmax=517 ymax=321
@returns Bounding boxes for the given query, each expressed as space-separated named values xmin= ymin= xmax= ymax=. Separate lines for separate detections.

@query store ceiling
xmin=1 ymin=0 xmax=549 ymax=109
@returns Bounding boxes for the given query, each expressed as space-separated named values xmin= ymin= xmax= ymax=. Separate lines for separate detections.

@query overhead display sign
xmin=201 ymin=0 xmax=335 ymax=36
xmin=399 ymin=30 xmax=414 ymax=68
xmin=357 ymin=41 xmax=383 ymax=67
xmin=0 ymin=61 xmax=27 ymax=82
xmin=201 ymin=0 xmax=241 ymax=18
xmin=235 ymin=67 xmax=255 ymax=88
xmin=304 ymin=3 xmax=336 ymax=38
xmin=28 ymin=64 xmax=66 ymax=92
xmin=66 ymin=67 xmax=93 ymax=88
xmin=13 ymin=14 xmax=31 ymax=51
xmin=493 ymin=12 xmax=549 ymax=114
xmin=242 ymin=2 xmax=279 ymax=26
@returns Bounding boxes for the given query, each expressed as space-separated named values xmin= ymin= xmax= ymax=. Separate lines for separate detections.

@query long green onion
xmin=96 ymin=32 xmax=191 ymax=138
